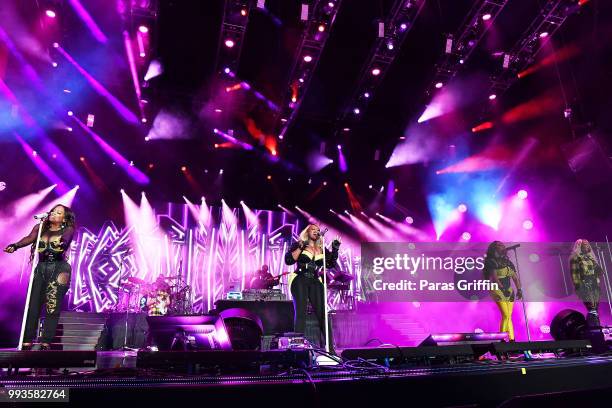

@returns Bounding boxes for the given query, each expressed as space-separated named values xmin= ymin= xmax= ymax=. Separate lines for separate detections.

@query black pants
xmin=23 ymin=261 xmax=71 ymax=344
xmin=291 ymin=274 xmax=325 ymax=336
xmin=577 ymin=277 xmax=600 ymax=328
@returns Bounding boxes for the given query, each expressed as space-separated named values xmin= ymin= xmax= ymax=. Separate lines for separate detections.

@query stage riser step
xmin=59 ymin=312 xmax=106 ymax=318
xmin=56 ymin=323 xmax=105 ymax=331
xmin=58 ymin=317 xmax=107 ymax=324
xmin=53 ymin=336 xmax=100 ymax=343
xmin=55 ymin=329 xmax=104 ymax=337
xmin=49 ymin=344 xmax=98 ymax=351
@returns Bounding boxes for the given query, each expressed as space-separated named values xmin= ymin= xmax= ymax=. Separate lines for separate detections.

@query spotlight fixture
xmin=539 ymin=32 xmax=549 ymax=38
xmin=482 ymin=13 xmax=491 ymax=21
xmin=353 ymin=108 xmax=360 ymax=114
xmin=52 ymin=62 xmax=58 ymax=68
xmin=225 ymin=39 xmax=235 ymax=48
xmin=138 ymin=25 xmax=149 ymax=33
xmin=371 ymin=68 xmax=381 ymax=76
xmin=45 ymin=10 xmax=56 ymax=18
xmin=517 ymin=189 xmax=528 ymax=200
xmin=67 ymin=111 xmax=74 ymax=116
xmin=405 ymin=216 xmax=414 ymax=224
xmin=489 ymin=94 xmax=497 ymax=100
xmin=435 ymin=82 xmax=443 ymax=89
xmin=318 ymin=24 xmax=325 ymax=32
xmin=303 ymin=55 xmax=313 ymax=62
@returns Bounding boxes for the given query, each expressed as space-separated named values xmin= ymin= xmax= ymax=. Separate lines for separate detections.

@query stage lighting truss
xmin=338 ymin=0 xmax=425 ymax=123
xmin=486 ymin=0 xmax=581 ymax=99
xmin=425 ymin=0 xmax=509 ymax=97
xmin=274 ymin=0 xmax=343 ymax=140
xmin=215 ymin=1 xmax=253 ymax=76
xmin=129 ymin=0 xmax=159 ymax=120
xmin=130 ymin=0 xmax=159 ymax=19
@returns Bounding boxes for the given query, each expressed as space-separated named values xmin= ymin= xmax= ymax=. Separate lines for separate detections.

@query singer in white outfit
xmin=4 ymin=205 xmax=76 ymax=350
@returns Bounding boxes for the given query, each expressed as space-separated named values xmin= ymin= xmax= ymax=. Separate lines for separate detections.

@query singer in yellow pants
xmin=484 ymin=241 xmax=523 ymax=341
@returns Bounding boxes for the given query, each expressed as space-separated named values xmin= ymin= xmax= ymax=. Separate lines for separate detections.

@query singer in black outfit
xmin=4 ymin=205 xmax=76 ymax=350
xmin=285 ymin=224 xmax=340 ymax=343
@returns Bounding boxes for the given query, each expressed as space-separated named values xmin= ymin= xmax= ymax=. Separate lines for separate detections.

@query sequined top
xmin=13 ymin=224 xmax=74 ymax=262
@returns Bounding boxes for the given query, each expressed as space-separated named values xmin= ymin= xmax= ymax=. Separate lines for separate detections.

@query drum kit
xmin=114 ymin=274 xmax=193 ymax=316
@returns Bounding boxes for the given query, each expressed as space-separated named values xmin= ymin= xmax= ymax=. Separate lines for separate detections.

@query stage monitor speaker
xmin=0 ymin=350 xmax=97 ymax=373
xmin=340 ymin=345 xmax=474 ymax=365
xmin=146 ymin=315 xmax=232 ymax=351
xmin=491 ymin=340 xmax=591 ymax=356
xmin=419 ymin=332 xmax=508 ymax=358
xmin=214 ymin=300 xmax=294 ymax=335
xmin=218 ymin=308 xmax=264 ymax=350
xmin=136 ymin=349 xmax=311 ymax=373
xmin=419 ymin=332 xmax=508 ymax=346
xmin=550 ymin=309 xmax=587 ymax=341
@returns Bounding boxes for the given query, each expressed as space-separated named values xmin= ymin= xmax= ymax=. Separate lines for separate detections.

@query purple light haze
xmin=57 ymin=46 xmax=138 ymax=124
xmin=15 ymin=133 xmax=70 ymax=194
xmin=73 ymin=118 xmax=150 ymax=185
xmin=68 ymin=0 xmax=108 ymax=43
xmin=0 ymin=26 xmax=44 ymax=89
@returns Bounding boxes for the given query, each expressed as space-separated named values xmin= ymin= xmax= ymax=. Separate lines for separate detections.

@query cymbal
xmin=332 ymin=273 xmax=354 ymax=283
xmin=127 ymin=276 xmax=148 ymax=285
xmin=328 ymin=282 xmax=350 ymax=291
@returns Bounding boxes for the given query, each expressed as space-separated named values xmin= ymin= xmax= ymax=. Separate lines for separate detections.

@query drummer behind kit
xmin=114 ymin=273 xmax=193 ymax=316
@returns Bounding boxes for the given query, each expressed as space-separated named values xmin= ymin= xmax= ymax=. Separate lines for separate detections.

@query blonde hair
xmin=570 ymin=239 xmax=597 ymax=262
xmin=299 ymin=224 xmax=323 ymax=249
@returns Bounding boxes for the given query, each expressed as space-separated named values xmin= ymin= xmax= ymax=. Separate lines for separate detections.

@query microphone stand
xmin=321 ymin=235 xmax=331 ymax=354
xmin=509 ymin=246 xmax=531 ymax=342
xmin=18 ymin=218 xmax=46 ymax=350
xmin=597 ymin=239 xmax=612 ymax=320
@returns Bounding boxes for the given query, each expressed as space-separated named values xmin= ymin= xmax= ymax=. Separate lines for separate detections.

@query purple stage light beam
xmin=0 ymin=27 xmax=44 ymax=89
xmin=73 ymin=118 xmax=149 ymax=185
xmin=123 ymin=32 xmax=145 ymax=120
xmin=56 ymin=46 xmax=138 ymax=124
xmin=338 ymin=146 xmax=348 ymax=173
xmin=68 ymin=0 xmax=108 ymax=43
xmin=15 ymin=133 xmax=70 ymax=194
xmin=40 ymin=185 xmax=80 ymax=211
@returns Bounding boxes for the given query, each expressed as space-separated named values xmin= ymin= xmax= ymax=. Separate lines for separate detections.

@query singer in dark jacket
xmin=483 ymin=241 xmax=523 ymax=341
xmin=4 ymin=205 xmax=76 ymax=350
xmin=285 ymin=224 xmax=340 ymax=342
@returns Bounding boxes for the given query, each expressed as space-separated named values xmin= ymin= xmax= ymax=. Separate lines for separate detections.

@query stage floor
xmin=2 ymin=350 xmax=612 ymax=406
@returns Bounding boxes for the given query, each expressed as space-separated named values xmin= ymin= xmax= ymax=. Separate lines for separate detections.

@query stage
xmin=2 ymin=349 xmax=612 ymax=407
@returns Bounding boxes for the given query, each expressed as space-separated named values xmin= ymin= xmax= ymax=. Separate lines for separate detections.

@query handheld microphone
xmin=505 ymin=243 xmax=521 ymax=251
xmin=33 ymin=212 xmax=49 ymax=220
